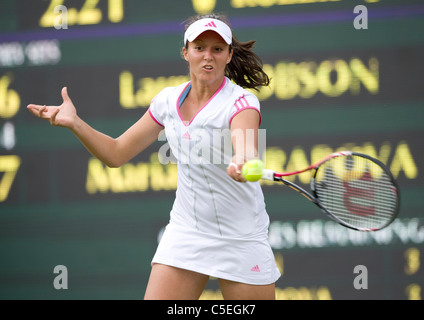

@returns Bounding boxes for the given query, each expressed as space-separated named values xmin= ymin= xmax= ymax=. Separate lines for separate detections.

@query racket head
xmin=311 ymin=151 xmax=400 ymax=231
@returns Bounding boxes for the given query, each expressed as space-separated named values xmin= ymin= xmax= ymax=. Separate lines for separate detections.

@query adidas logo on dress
xmin=182 ymin=131 xmax=191 ymax=140
xmin=250 ymin=265 xmax=260 ymax=272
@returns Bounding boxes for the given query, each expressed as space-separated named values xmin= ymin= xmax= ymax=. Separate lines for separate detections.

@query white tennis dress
xmin=148 ymin=77 xmax=281 ymax=285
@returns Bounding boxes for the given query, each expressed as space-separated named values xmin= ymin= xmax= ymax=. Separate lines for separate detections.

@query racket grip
xmin=262 ymin=169 xmax=275 ymax=181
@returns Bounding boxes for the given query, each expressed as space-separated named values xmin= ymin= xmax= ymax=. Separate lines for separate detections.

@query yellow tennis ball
xmin=242 ymin=159 xmax=264 ymax=182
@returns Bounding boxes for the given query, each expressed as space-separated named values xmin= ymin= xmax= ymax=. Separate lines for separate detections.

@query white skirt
xmin=151 ymin=222 xmax=281 ymax=285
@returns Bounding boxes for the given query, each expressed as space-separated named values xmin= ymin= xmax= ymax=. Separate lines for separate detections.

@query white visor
xmin=184 ymin=18 xmax=232 ymax=45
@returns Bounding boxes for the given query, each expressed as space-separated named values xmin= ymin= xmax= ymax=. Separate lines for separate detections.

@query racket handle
xmin=262 ymin=169 xmax=276 ymax=181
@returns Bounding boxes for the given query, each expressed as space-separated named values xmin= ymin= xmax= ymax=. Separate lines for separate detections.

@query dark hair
xmin=183 ymin=14 xmax=270 ymax=91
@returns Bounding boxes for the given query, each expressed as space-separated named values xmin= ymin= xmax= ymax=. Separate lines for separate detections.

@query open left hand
xmin=27 ymin=87 xmax=77 ymax=129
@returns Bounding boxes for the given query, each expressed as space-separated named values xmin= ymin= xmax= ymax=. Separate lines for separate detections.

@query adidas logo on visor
xmin=184 ymin=18 xmax=232 ymax=45
xmin=204 ymin=21 xmax=217 ymax=28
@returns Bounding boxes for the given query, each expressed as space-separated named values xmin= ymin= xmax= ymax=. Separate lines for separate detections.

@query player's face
xmin=183 ymin=31 xmax=233 ymax=84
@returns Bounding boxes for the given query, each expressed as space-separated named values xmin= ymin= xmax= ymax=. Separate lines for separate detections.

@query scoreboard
xmin=1 ymin=0 xmax=423 ymax=300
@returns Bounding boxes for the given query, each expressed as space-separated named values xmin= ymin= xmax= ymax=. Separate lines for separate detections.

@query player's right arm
xmin=27 ymin=87 xmax=163 ymax=168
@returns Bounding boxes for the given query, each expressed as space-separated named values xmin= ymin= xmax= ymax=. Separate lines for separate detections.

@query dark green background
xmin=0 ymin=0 xmax=423 ymax=299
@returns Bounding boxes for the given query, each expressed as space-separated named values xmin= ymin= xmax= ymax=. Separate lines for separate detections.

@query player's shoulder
xmin=152 ymin=81 xmax=190 ymax=104
xmin=223 ymin=78 xmax=260 ymax=110
xmin=223 ymin=78 xmax=260 ymax=103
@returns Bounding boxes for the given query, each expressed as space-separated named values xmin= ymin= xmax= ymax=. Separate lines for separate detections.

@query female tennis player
xmin=27 ymin=13 xmax=281 ymax=300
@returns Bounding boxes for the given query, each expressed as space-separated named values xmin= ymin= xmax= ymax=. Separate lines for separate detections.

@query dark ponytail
xmin=183 ymin=14 xmax=270 ymax=91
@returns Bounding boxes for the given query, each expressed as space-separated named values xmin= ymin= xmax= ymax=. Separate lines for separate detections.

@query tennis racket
xmin=261 ymin=151 xmax=399 ymax=231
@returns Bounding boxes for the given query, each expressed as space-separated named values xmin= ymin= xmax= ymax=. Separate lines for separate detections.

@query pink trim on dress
xmin=148 ymin=108 xmax=164 ymax=127
xmin=230 ymin=94 xmax=262 ymax=126
xmin=176 ymin=78 xmax=227 ymax=127
xmin=230 ymin=107 xmax=262 ymax=127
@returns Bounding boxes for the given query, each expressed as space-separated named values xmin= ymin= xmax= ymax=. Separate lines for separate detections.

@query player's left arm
xmin=227 ymin=108 xmax=261 ymax=182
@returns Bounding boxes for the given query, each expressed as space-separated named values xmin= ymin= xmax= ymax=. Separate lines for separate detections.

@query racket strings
xmin=314 ymin=155 xmax=398 ymax=230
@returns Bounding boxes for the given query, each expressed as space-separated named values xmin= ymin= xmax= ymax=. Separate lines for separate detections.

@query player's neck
xmin=189 ymin=76 xmax=225 ymax=105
